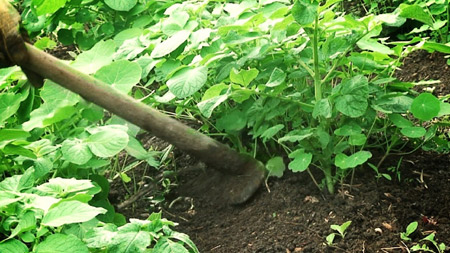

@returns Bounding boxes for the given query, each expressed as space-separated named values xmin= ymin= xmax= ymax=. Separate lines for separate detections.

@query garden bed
xmin=112 ymin=50 xmax=450 ymax=252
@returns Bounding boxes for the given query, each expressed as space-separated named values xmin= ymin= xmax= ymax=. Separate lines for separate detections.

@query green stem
xmin=313 ymin=15 xmax=321 ymax=102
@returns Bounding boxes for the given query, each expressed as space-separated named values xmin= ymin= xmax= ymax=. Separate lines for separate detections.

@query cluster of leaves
xmin=0 ymin=169 xmax=198 ymax=252
xmin=400 ymin=221 xmax=447 ymax=252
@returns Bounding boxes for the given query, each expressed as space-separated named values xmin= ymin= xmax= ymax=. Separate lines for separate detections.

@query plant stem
xmin=313 ymin=15 xmax=321 ymax=102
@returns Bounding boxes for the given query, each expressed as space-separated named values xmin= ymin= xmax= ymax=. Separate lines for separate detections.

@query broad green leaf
xmin=334 ymin=124 xmax=362 ymax=136
xmin=315 ymin=128 xmax=330 ymax=149
xmin=86 ymin=128 xmax=129 ymax=158
xmin=72 ymin=40 xmax=116 ymax=74
xmin=292 ymin=0 xmax=318 ymax=26
xmin=153 ymin=237 xmax=189 ymax=253
xmin=373 ymin=94 xmax=413 ymax=113
xmin=388 ymin=114 xmax=413 ymax=128
xmin=201 ymin=84 xmax=228 ymax=101
xmin=261 ymin=124 xmax=285 ymax=142
xmin=335 ymin=151 xmax=372 ymax=169
xmin=84 ymin=224 xmax=118 ymax=248
xmin=0 ymin=239 xmax=28 ymax=253
xmin=357 ymin=38 xmax=394 ymax=55
xmin=438 ymin=101 xmax=450 ymax=117
xmin=410 ymin=93 xmax=440 ymax=121
xmin=266 ymin=68 xmax=286 ymax=87
xmin=40 ymin=80 xmax=80 ymax=106
xmin=0 ymin=191 xmax=22 ymax=206
xmin=32 ymin=0 xmax=67 ymax=15
xmin=288 ymin=149 xmax=312 ymax=172
xmin=125 ymin=137 xmax=152 ymax=160
xmin=95 ymin=60 xmax=142 ymax=94
xmin=35 ymin=233 xmax=89 ymax=253
xmin=151 ymin=30 xmax=190 ymax=58
xmin=266 ymin=156 xmax=285 ymax=178
xmin=349 ymin=134 xmax=367 ymax=146
xmin=42 ymin=201 xmax=106 ymax=227
xmin=167 ymin=66 xmax=208 ymax=98
xmin=334 ymin=75 xmax=369 ymax=117
xmin=278 ymin=129 xmax=313 ymax=143
xmin=23 ymin=104 xmax=77 ymax=131
xmin=61 ymin=139 xmax=92 ymax=165
xmin=405 ymin=221 xmax=418 ymax=235
xmin=0 ymin=129 xmax=30 ymax=142
xmin=104 ymin=0 xmax=137 ymax=11
xmin=37 ymin=178 xmax=96 ymax=197
xmin=2 ymin=144 xmax=36 ymax=158
xmin=10 ymin=211 xmax=36 ymax=239
xmin=170 ymin=232 xmax=199 ymax=253
xmin=109 ymin=223 xmax=151 ymax=253
xmin=114 ymin=28 xmax=142 ymax=47
xmin=230 ymin=68 xmax=259 ymax=87
xmin=401 ymin=127 xmax=426 ymax=138
xmin=198 ymin=94 xmax=229 ymax=118
xmin=399 ymin=4 xmax=433 ymax=26
xmin=0 ymin=91 xmax=28 ymax=123
xmin=313 ymin=99 xmax=332 ymax=119
xmin=216 ymin=110 xmax=247 ymax=132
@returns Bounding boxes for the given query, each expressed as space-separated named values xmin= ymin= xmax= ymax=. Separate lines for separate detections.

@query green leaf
xmin=86 ymin=126 xmax=129 ymax=158
xmin=349 ymin=134 xmax=367 ymax=146
xmin=167 ymin=66 xmax=208 ymax=98
xmin=261 ymin=124 xmax=285 ymax=142
xmin=108 ymin=223 xmax=151 ymax=252
xmin=216 ymin=110 xmax=247 ymax=132
xmin=32 ymin=0 xmax=67 ymax=15
xmin=153 ymin=237 xmax=189 ymax=253
xmin=0 ymin=92 xmax=29 ymax=123
xmin=23 ymin=104 xmax=77 ymax=131
xmin=335 ymin=151 xmax=372 ymax=169
xmin=266 ymin=156 xmax=285 ymax=178
xmin=197 ymin=94 xmax=229 ymax=118
xmin=326 ymin=233 xmax=335 ymax=245
xmin=288 ymin=149 xmax=312 ymax=172
xmin=37 ymin=178 xmax=96 ymax=197
xmin=334 ymin=75 xmax=369 ymax=117
xmin=61 ymin=139 xmax=92 ymax=165
xmin=438 ymin=101 xmax=450 ymax=117
xmin=95 ymin=60 xmax=142 ymax=94
xmin=104 ymin=0 xmax=137 ymax=11
xmin=279 ymin=129 xmax=314 ymax=143
xmin=35 ymin=234 xmax=89 ymax=253
xmin=42 ymin=201 xmax=106 ymax=227
xmin=266 ymin=68 xmax=286 ymax=87
xmin=388 ymin=114 xmax=413 ymax=128
xmin=410 ymin=93 xmax=440 ymax=121
xmin=151 ymin=30 xmax=190 ymax=58
xmin=399 ymin=4 xmax=433 ymax=26
xmin=334 ymin=124 xmax=362 ymax=136
xmin=0 ymin=239 xmax=28 ymax=253
xmin=10 ymin=211 xmax=36 ymax=239
xmin=292 ymin=0 xmax=318 ymax=26
xmin=230 ymin=68 xmax=259 ymax=87
xmin=405 ymin=221 xmax=418 ymax=235
xmin=72 ymin=40 xmax=116 ymax=74
xmin=0 ymin=129 xmax=30 ymax=142
xmin=357 ymin=38 xmax=394 ymax=55
xmin=400 ymin=127 xmax=426 ymax=138
xmin=313 ymin=99 xmax=332 ymax=119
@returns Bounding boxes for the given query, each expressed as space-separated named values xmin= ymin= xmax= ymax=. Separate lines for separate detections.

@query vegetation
xmin=1 ymin=0 xmax=449 ymax=251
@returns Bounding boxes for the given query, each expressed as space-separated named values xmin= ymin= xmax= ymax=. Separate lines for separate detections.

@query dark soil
xmin=111 ymin=50 xmax=450 ymax=252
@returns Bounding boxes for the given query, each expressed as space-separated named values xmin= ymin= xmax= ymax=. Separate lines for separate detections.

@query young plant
xmin=410 ymin=233 xmax=447 ymax=253
xmin=400 ymin=221 xmax=418 ymax=241
xmin=326 ymin=220 xmax=352 ymax=245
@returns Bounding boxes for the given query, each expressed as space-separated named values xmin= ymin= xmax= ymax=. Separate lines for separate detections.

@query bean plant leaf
xmin=104 ymin=0 xmax=137 ymax=11
xmin=279 ymin=129 xmax=314 ymax=143
xmin=197 ymin=94 xmax=229 ymax=118
xmin=9 ymin=211 xmax=36 ymax=239
xmin=400 ymin=127 xmax=426 ymax=138
xmin=334 ymin=124 xmax=362 ymax=136
xmin=61 ymin=139 xmax=92 ymax=165
xmin=313 ymin=98 xmax=332 ymax=119
xmin=388 ymin=114 xmax=413 ymax=128
xmin=0 ymin=239 xmax=28 ymax=253
xmin=153 ymin=237 xmax=189 ymax=253
xmin=72 ymin=40 xmax=116 ymax=74
xmin=95 ymin=60 xmax=142 ymax=94
xmin=292 ymin=0 xmax=318 ymax=26
xmin=0 ymin=91 xmax=28 ymax=123
xmin=266 ymin=68 xmax=286 ymax=87
xmin=261 ymin=124 xmax=285 ymax=142
xmin=42 ymin=201 xmax=106 ymax=227
xmin=398 ymin=4 xmax=433 ymax=26
xmin=37 ymin=178 xmax=96 ymax=197
xmin=216 ymin=110 xmax=247 ymax=132
xmin=86 ymin=127 xmax=129 ymax=158
xmin=230 ymin=68 xmax=259 ymax=87
xmin=23 ymin=104 xmax=77 ymax=131
xmin=32 ymin=0 xmax=67 ymax=15
xmin=167 ymin=66 xmax=208 ymax=98
xmin=333 ymin=75 xmax=369 ymax=117
xmin=438 ymin=101 xmax=450 ymax=117
xmin=266 ymin=156 xmax=285 ymax=178
xmin=335 ymin=151 xmax=372 ymax=169
xmin=349 ymin=134 xmax=367 ymax=146
xmin=151 ymin=30 xmax=190 ymax=58
xmin=35 ymin=233 xmax=89 ymax=253
xmin=410 ymin=93 xmax=440 ymax=121
xmin=288 ymin=149 xmax=312 ymax=172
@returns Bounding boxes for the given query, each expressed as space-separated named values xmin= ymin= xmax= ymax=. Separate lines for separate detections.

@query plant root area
xmin=111 ymin=51 xmax=450 ymax=252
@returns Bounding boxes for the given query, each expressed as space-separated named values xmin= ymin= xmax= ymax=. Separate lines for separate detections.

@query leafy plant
xmin=326 ymin=220 xmax=352 ymax=245
xmin=410 ymin=233 xmax=447 ymax=253
xmin=400 ymin=221 xmax=418 ymax=241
